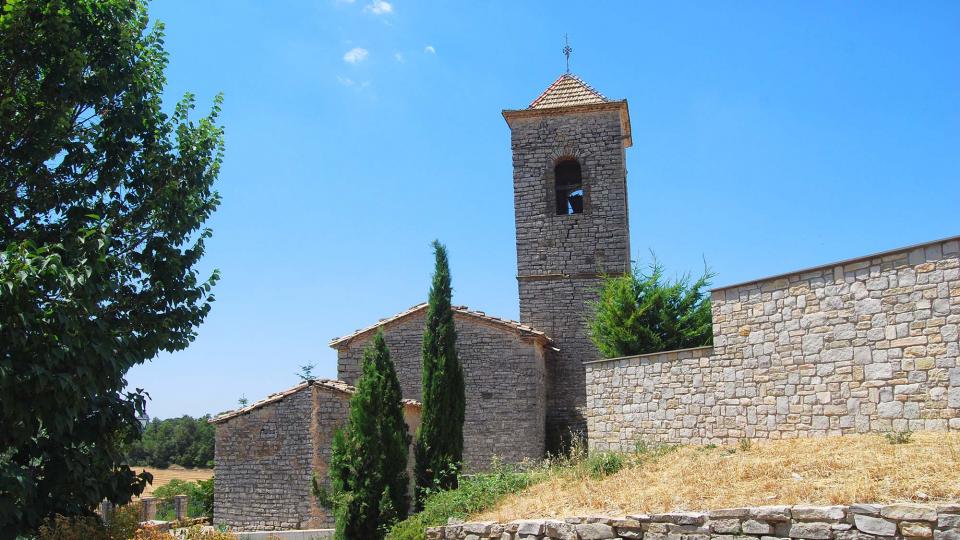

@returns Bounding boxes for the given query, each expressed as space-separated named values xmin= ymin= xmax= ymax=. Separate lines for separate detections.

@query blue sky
xmin=126 ymin=1 xmax=960 ymax=419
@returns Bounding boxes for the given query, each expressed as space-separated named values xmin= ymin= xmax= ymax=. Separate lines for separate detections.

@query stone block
xmin=934 ymin=530 xmax=960 ymax=540
xmin=574 ymin=522 xmax=617 ymax=539
xmin=880 ymin=504 xmax=937 ymax=522
xmin=792 ymin=506 xmax=846 ymax=522
xmin=788 ymin=521 xmax=833 ymax=539
xmin=711 ymin=519 xmax=742 ymax=534
xmin=752 ymin=506 xmax=793 ymax=522
xmin=899 ymin=521 xmax=932 ymax=538
xmin=514 ymin=520 xmax=544 ymax=535
xmin=652 ymin=512 xmax=708 ymax=525
xmin=743 ymin=520 xmax=775 ymax=534
xmin=853 ymin=515 xmax=897 ymax=536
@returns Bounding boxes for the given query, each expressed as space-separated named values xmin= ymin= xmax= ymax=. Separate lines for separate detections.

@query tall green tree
xmin=590 ymin=259 xmax=714 ymax=358
xmin=326 ymin=331 xmax=411 ymax=540
xmin=0 ymin=0 xmax=223 ymax=535
xmin=414 ymin=240 xmax=465 ymax=507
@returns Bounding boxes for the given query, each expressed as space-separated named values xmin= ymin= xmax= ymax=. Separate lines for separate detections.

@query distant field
xmin=134 ymin=466 xmax=214 ymax=497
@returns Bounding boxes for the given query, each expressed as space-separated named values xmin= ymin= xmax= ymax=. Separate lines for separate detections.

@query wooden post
xmin=174 ymin=495 xmax=189 ymax=521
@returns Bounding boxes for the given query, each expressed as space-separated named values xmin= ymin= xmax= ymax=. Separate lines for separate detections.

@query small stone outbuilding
xmin=211 ymin=379 xmax=420 ymax=531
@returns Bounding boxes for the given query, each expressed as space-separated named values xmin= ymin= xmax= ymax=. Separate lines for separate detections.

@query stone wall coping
xmin=209 ymin=379 xmax=420 ymax=424
xmin=328 ymin=302 xmax=554 ymax=349
xmin=583 ymin=346 xmax=715 ymax=366
xmin=428 ymin=502 xmax=960 ymax=539
xmin=711 ymin=234 xmax=960 ymax=293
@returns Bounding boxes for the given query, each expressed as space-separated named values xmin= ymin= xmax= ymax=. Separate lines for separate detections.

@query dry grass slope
xmin=135 ymin=466 xmax=214 ymax=497
xmin=474 ymin=432 xmax=960 ymax=522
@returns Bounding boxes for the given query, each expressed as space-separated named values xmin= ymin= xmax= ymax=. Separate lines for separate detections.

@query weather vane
xmin=563 ymin=34 xmax=573 ymax=74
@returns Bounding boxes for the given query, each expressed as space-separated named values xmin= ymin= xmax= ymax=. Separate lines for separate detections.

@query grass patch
xmin=387 ymin=461 xmax=544 ymax=540
xmin=388 ymin=438 xmax=676 ymax=540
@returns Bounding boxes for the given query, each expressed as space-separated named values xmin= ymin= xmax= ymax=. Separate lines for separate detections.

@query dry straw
xmin=474 ymin=432 xmax=960 ymax=521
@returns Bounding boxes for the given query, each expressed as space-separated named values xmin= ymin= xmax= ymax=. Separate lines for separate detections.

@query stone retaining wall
xmin=428 ymin=503 xmax=960 ymax=540
xmin=587 ymin=237 xmax=960 ymax=449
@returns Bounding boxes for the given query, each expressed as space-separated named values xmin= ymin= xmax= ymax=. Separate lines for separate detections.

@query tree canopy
xmin=414 ymin=240 xmax=465 ymax=507
xmin=0 ymin=0 xmax=223 ymax=534
xmin=124 ymin=415 xmax=215 ymax=469
xmin=590 ymin=260 xmax=714 ymax=358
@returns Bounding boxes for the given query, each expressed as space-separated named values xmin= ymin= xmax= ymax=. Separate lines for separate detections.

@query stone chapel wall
xmin=213 ymin=386 xmax=332 ymax=531
xmin=587 ymin=236 xmax=960 ymax=450
xmin=213 ymin=383 xmax=420 ymax=531
xmin=336 ymin=312 xmax=547 ymax=471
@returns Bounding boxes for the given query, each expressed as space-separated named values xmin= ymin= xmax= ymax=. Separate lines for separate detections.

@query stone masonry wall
xmin=587 ymin=237 xmax=960 ymax=449
xmin=509 ymin=109 xmax=631 ymax=441
xmin=214 ymin=383 xmax=421 ymax=531
xmin=428 ymin=503 xmax=960 ymax=540
xmin=336 ymin=312 xmax=547 ymax=471
xmin=214 ymin=386 xmax=331 ymax=531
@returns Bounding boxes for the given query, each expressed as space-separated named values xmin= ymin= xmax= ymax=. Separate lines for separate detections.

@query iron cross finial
xmin=563 ymin=34 xmax=573 ymax=74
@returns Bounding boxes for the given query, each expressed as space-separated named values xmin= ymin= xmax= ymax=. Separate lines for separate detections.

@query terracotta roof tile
xmin=209 ymin=379 xmax=420 ymax=424
xmin=328 ymin=303 xmax=553 ymax=348
xmin=528 ymin=74 xmax=608 ymax=110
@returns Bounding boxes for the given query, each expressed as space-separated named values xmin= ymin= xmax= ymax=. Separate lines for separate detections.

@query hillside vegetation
xmin=474 ymin=432 xmax=960 ymax=522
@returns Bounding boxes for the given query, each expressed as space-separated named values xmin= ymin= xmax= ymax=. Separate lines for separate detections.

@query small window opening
xmin=555 ymin=159 xmax=583 ymax=215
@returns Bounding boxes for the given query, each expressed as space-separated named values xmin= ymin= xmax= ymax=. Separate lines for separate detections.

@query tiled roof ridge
xmin=209 ymin=378 xmax=420 ymax=424
xmin=328 ymin=303 xmax=553 ymax=348
xmin=528 ymin=72 xmax=608 ymax=110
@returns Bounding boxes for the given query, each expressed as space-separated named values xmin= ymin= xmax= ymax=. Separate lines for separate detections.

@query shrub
xmin=151 ymin=477 xmax=215 ymax=519
xmin=37 ymin=515 xmax=109 ymax=540
xmin=388 ymin=463 xmax=541 ymax=540
xmin=738 ymin=438 xmax=753 ymax=452
xmin=590 ymin=259 xmax=714 ymax=358
xmin=585 ymin=452 xmax=624 ymax=479
xmin=885 ymin=430 xmax=913 ymax=445
xmin=106 ymin=503 xmax=142 ymax=540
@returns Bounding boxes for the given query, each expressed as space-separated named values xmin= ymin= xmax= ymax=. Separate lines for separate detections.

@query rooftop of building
xmin=209 ymin=378 xmax=421 ymax=424
xmin=328 ymin=302 xmax=554 ymax=349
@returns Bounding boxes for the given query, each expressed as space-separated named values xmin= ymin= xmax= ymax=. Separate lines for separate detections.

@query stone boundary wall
xmin=427 ymin=503 xmax=960 ymax=540
xmin=587 ymin=237 xmax=960 ymax=448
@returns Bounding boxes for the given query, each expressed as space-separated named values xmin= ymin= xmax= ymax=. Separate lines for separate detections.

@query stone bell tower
xmin=502 ymin=73 xmax=632 ymax=445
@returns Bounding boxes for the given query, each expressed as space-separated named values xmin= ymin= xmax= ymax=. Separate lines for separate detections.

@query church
xmin=210 ymin=72 xmax=634 ymax=531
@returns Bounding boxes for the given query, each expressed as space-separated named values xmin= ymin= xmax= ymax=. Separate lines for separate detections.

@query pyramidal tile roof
xmin=329 ymin=303 xmax=553 ymax=348
xmin=528 ymin=73 xmax=608 ymax=110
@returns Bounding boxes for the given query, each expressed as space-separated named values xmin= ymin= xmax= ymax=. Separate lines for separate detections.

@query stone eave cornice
xmin=502 ymin=100 xmax=632 ymax=148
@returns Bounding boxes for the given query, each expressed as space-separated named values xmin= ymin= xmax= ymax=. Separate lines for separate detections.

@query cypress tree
xmin=327 ymin=331 xmax=410 ymax=540
xmin=414 ymin=240 xmax=466 ymax=507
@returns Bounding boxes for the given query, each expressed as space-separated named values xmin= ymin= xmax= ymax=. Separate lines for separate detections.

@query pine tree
xmin=414 ymin=240 xmax=466 ymax=507
xmin=590 ymin=258 xmax=714 ymax=358
xmin=326 ymin=331 xmax=410 ymax=540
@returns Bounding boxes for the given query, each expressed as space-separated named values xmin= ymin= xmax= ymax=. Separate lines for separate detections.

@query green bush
xmin=585 ymin=452 xmax=624 ymax=479
xmin=152 ymin=477 xmax=215 ymax=519
xmin=885 ymin=430 xmax=913 ymax=445
xmin=388 ymin=463 xmax=541 ymax=540
xmin=590 ymin=259 xmax=714 ymax=358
